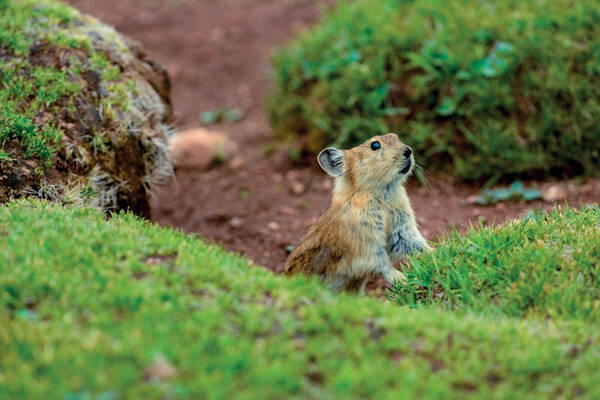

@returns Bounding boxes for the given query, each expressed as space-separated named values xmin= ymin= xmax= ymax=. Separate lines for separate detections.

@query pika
xmin=284 ymin=133 xmax=430 ymax=292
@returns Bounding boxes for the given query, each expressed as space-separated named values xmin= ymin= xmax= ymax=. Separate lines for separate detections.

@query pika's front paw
xmin=385 ymin=269 xmax=407 ymax=285
xmin=415 ymin=242 xmax=433 ymax=258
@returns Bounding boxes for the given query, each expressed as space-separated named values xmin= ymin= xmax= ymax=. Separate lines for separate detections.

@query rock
xmin=145 ymin=354 xmax=177 ymax=381
xmin=280 ymin=206 xmax=297 ymax=215
xmin=321 ymin=179 xmax=333 ymax=191
xmin=229 ymin=155 xmax=245 ymax=170
xmin=577 ymin=179 xmax=596 ymax=195
xmin=272 ymin=173 xmax=284 ymax=183
xmin=167 ymin=62 xmax=182 ymax=82
xmin=169 ymin=128 xmax=235 ymax=170
xmin=229 ymin=216 xmax=243 ymax=228
xmin=466 ymin=195 xmax=480 ymax=205
xmin=306 ymin=217 xmax=318 ymax=226
xmin=285 ymin=170 xmax=298 ymax=181
xmin=290 ymin=181 xmax=306 ymax=195
xmin=542 ymin=184 xmax=566 ymax=202
xmin=268 ymin=221 xmax=280 ymax=231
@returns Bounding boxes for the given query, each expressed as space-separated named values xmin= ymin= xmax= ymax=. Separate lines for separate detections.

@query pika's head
xmin=318 ymin=133 xmax=414 ymax=191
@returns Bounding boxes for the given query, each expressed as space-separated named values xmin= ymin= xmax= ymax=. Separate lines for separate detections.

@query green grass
xmin=392 ymin=205 xmax=600 ymax=321
xmin=268 ymin=0 xmax=600 ymax=181
xmin=2 ymin=200 xmax=600 ymax=399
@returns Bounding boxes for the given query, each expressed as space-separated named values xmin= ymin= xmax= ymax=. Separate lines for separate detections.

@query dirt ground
xmin=68 ymin=0 xmax=599 ymax=273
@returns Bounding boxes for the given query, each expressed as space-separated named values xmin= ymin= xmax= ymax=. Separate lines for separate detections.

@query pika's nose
xmin=403 ymin=147 xmax=412 ymax=158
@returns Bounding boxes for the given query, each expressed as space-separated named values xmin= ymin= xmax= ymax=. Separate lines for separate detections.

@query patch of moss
xmin=0 ymin=0 xmax=126 ymax=163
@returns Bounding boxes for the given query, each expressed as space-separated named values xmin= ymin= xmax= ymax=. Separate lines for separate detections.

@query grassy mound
xmin=268 ymin=0 xmax=600 ymax=180
xmin=392 ymin=205 xmax=600 ymax=321
xmin=2 ymin=200 xmax=600 ymax=398
xmin=0 ymin=0 xmax=172 ymax=215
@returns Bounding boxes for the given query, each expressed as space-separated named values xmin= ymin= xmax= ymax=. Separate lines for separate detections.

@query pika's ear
xmin=318 ymin=147 xmax=345 ymax=177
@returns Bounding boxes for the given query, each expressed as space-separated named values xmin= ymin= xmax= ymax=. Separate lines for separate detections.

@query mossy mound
xmin=268 ymin=0 xmax=600 ymax=181
xmin=1 ymin=200 xmax=600 ymax=398
xmin=0 ymin=0 xmax=173 ymax=216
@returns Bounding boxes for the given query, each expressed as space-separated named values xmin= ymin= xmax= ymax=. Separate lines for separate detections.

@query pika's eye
xmin=370 ymin=141 xmax=381 ymax=151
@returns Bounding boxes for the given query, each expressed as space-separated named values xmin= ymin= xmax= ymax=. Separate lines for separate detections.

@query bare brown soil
xmin=68 ymin=0 xmax=599 ymax=272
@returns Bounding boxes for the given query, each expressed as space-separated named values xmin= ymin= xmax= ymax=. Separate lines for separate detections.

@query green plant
xmin=475 ymin=180 xmax=541 ymax=205
xmin=0 ymin=148 xmax=12 ymax=162
xmin=0 ymin=1 xmax=87 ymax=162
xmin=200 ymin=107 xmax=245 ymax=124
xmin=2 ymin=200 xmax=600 ymax=399
xmin=269 ymin=0 xmax=600 ymax=180
xmin=0 ymin=0 xmax=132 ymax=166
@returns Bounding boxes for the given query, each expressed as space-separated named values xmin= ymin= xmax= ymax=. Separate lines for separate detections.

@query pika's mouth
xmin=400 ymin=156 xmax=413 ymax=175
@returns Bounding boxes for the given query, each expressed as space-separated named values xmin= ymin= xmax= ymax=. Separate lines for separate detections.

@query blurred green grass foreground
xmin=1 ymin=200 xmax=600 ymax=399
xmin=269 ymin=0 xmax=600 ymax=181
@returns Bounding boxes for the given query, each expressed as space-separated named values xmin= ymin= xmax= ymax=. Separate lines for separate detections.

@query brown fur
xmin=284 ymin=133 xmax=430 ymax=292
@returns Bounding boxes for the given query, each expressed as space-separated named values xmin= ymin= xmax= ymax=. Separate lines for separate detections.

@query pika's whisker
xmin=414 ymin=163 xmax=432 ymax=191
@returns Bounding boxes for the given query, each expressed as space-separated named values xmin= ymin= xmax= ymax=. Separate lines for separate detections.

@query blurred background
xmin=65 ymin=0 xmax=600 ymax=270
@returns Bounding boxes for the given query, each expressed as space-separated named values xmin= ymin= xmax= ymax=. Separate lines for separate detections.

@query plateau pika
xmin=284 ymin=133 xmax=430 ymax=292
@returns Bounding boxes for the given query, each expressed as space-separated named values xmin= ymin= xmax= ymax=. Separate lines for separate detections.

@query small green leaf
xmin=223 ymin=108 xmax=245 ymax=123
xmin=238 ymin=188 xmax=249 ymax=199
xmin=476 ymin=195 xmax=492 ymax=205
xmin=474 ymin=29 xmax=492 ymax=43
xmin=200 ymin=110 xmax=217 ymax=124
xmin=523 ymin=189 xmax=542 ymax=201
xmin=494 ymin=41 xmax=514 ymax=54
xmin=382 ymin=107 xmax=410 ymax=116
xmin=97 ymin=390 xmax=121 ymax=400
xmin=471 ymin=58 xmax=497 ymax=77
xmin=16 ymin=309 xmax=38 ymax=321
xmin=0 ymin=149 xmax=13 ymax=162
xmin=510 ymin=180 xmax=524 ymax=193
xmin=347 ymin=50 xmax=361 ymax=62
xmin=301 ymin=60 xmax=313 ymax=78
xmin=406 ymin=52 xmax=436 ymax=74
xmin=375 ymin=84 xmax=388 ymax=98
xmin=490 ymin=188 xmax=512 ymax=201
xmin=289 ymin=148 xmax=302 ymax=161
xmin=436 ymin=97 xmax=456 ymax=116
xmin=456 ymin=70 xmax=472 ymax=80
